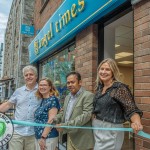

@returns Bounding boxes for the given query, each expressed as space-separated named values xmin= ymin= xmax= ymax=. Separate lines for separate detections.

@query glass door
xmin=103 ymin=11 xmax=134 ymax=150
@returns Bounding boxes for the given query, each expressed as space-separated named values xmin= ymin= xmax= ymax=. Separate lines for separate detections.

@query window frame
xmin=40 ymin=0 xmax=49 ymax=14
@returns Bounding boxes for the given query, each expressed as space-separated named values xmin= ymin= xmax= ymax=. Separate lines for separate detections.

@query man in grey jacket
xmin=55 ymin=71 xmax=94 ymax=150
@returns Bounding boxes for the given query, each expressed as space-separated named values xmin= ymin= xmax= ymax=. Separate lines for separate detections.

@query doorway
xmin=100 ymin=11 xmax=134 ymax=150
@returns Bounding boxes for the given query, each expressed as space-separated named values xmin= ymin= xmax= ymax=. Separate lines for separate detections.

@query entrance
xmin=103 ymin=11 xmax=134 ymax=150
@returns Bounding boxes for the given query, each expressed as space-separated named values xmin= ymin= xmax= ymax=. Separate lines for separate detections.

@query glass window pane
xmin=104 ymin=11 xmax=134 ymax=149
xmin=104 ymin=11 xmax=133 ymax=91
xmin=41 ymin=44 xmax=75 ymax=106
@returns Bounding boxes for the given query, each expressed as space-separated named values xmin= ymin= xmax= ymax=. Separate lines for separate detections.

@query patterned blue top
xmin=34 ymin=96 xmax=60 ymax=139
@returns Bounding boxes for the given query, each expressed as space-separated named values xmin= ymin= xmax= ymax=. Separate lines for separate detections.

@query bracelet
xmin=41 ymin=136 xmax=46 ymax=140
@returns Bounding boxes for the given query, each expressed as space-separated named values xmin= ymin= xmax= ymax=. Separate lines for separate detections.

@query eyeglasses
xmin=39 ymin=84 xmax=49 ymax=87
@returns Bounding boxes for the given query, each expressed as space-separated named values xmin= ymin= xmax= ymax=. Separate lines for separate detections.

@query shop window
xmin=104 ymin=11 xmax=133 ymax=92
xmin=103 ymin=11 xmax=134 ymax=149
xmin=41 ymin=0 xmax=49 ymax=6
xmin=41 ymin=44 xmax=75 ymax=106
xmin=40 ymin=0 xmax=49 ymax=13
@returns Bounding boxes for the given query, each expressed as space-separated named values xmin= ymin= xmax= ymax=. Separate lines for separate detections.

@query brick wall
xmin=34 ymin=0 xmax=62 ymax=33
xmin=134 ymin=0 xmax=150 ymax=149
xmin=75 ymin=24 xmax=98 ymax=92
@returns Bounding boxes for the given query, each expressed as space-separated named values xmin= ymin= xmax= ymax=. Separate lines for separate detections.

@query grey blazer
xmin=56 ymin=88 xmax=94 ymax=150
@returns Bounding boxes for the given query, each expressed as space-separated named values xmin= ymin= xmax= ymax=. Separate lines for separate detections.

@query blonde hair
xmin=36 ymin=77 xmax=59 ymax=98
xmin=95 ymin=58 xmax=121 ymax=89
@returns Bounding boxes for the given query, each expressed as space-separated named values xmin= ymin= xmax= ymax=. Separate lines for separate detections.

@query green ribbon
xmin=11 ymin=120 xmax=150 ymax=139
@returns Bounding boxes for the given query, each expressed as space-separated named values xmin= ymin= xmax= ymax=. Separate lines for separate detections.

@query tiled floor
xmin=122 ymin=132 xmax=134 ymax=150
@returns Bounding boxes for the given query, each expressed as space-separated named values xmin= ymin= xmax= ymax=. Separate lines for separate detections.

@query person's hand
xmin=52 ymin=117 xmax=57 ymax=125
xmin=131 ymin=122 xmax=143 ymax=134
xmin=39 ymin=138 xmax=47 ymax=150
xmin=56 ymin=124 xmax=63 ymax=132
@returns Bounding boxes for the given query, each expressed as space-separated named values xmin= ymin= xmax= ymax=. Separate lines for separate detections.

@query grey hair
xmin=22 ymin=65 xmax=38 ymax=76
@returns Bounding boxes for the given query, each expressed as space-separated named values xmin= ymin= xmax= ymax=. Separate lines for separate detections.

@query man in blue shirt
xmin=0 ymin=65 xmax=41 ymax=150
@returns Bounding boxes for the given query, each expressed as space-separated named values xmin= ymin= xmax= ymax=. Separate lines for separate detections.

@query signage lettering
xmin=29 ymin=0 xmax=127 ymax=63
xmin=33 ymin=0 xmax=85 ymax=54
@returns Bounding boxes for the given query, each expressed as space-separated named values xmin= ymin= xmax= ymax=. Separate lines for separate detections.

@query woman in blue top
xmin=34 ymin=77 xmax=60 ymax=150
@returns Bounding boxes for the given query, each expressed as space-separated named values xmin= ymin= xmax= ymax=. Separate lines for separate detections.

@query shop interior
xmin=104 ymin=11 xmax=134 ymax=150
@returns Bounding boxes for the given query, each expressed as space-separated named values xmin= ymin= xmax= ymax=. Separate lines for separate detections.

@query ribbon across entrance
xmin=11 ymin=120 xmax=150 ymax=139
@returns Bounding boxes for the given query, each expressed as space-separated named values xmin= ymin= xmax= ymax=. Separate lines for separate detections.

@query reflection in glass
xmin=41 ymin=44 xmax=75 ymax=106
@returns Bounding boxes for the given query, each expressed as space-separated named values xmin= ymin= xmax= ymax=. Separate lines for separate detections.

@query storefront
xmin=29 ymin=0 xmax=131 ymax=102
xmin=29 ymin=0 xmax=150 ymax=149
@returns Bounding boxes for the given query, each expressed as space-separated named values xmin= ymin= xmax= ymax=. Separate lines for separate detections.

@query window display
xmin=41 ymin=44 xmax=75 ymax=106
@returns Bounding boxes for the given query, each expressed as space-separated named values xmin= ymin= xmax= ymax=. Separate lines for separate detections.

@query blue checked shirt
xmin=8 ymin=84 xmax=41 ymax=136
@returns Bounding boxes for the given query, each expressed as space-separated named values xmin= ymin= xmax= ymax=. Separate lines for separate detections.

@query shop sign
xmin=29 ymin=0 xmax=127 ymax=63
xmin=21 ymin=24 xmax=34 ymax=36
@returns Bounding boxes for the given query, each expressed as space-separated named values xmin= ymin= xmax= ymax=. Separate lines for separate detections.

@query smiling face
xmin=98 ymin=62 xmax=113 ymax=84
xmin=67 ymin=75 xmax=81 ymax=95
xmin=24 ymin=69 xmax=37 ymax=88
xmin=38 ymin=80 xmax=51 ymax=97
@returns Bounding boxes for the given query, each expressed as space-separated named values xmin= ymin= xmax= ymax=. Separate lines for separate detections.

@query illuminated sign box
xmin=29 ymin=0 xmax=127 ymax=63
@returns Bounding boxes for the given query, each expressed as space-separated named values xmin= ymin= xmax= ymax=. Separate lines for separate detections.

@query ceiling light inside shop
xmin=118 ymin=61 xmax=133 ymax=64
xmin=115 ymin=55 xmax=121 ymax=59
xmin=115 ymin=44 xmax=120 ymax=48
xmin=115 ymin=52 xmax=133 ymax=59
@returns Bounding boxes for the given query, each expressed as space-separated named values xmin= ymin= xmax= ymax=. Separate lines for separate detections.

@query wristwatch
xmin=41 ymin=136 xmax=46 ymax=140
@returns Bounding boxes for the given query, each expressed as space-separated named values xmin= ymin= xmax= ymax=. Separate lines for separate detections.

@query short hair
xmin=66 ymin=71 xmax=81 ymax=81
xmin=22 ymin=65 xmax=37 ymax=76
xmin=35 ymin=77 xmax=59 ymax=98
xmin=95 ymin=58 xmax=121 ymax=89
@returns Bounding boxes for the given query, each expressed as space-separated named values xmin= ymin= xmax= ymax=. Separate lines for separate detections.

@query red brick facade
xmin=33 ymin=0 xmax=150 ymax=149
xmin=134 ymin=0 xmax=150 ymax=149
xmin=34 ymin=0 xmax=63 ymax=32
xmin=75 ymin=24 xmax=98 ymax=92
